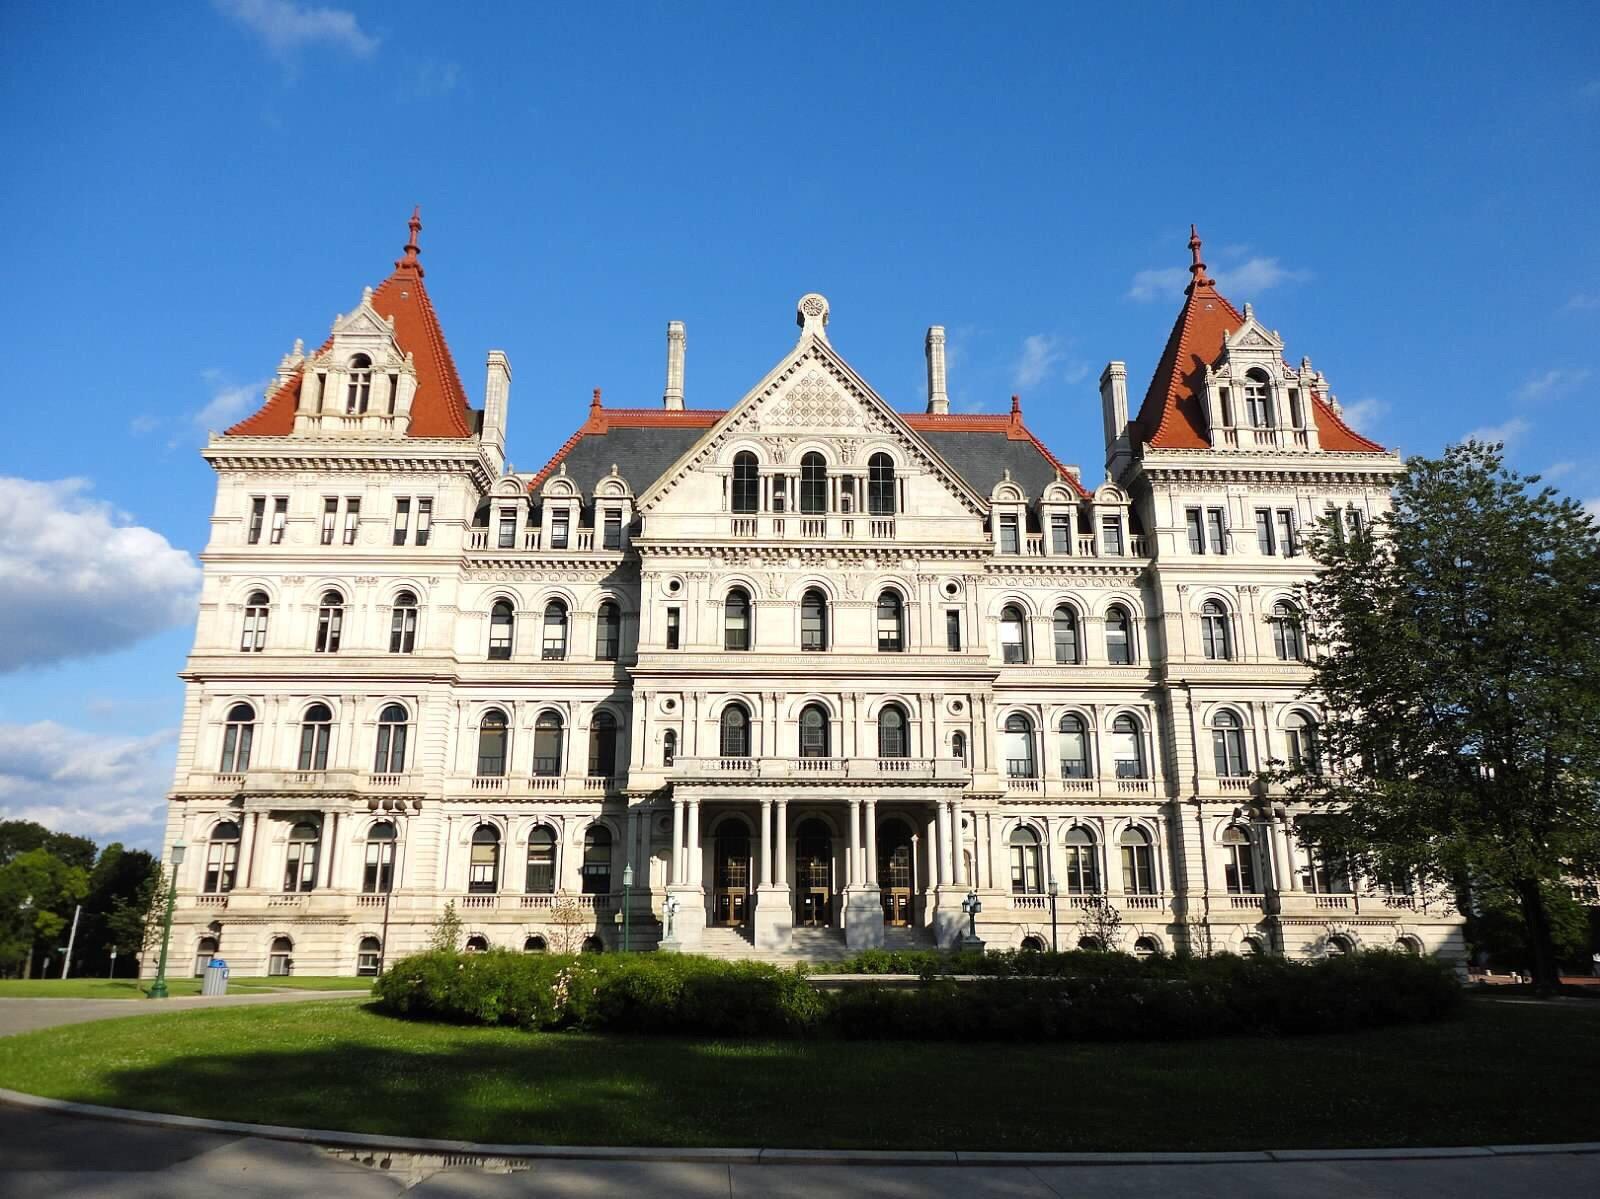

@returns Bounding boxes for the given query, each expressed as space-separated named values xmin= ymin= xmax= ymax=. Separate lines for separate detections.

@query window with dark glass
xmin=525 ymin=825 xmax=556 ymax=893
xmin=268 ymin=936 xmax=293 ymax=976
xmin=1186 ymin=507 xmax=1205 ymax=553
xmin=1101 ymin=515 xmax=1124 ymax=556
xmin=1051 ymin=513 xmax=1071 ymax=553
xmin=1222 ymin=825 xmax=1256 ymax=893
xmin=1105 ymin=606 xmax=1132 ymax=665
xmin=203 ymin=821 xmax=240 ymax=894
xmin=799 ymin=704 xmax=829 ymax=757
xmin=877 ymin=705 xmax=908 ymax=758
xmin=392 ymin=498 xmax=411 ymax=546
xmin=1200 ymin=599 xmax=1232 ymax=660
xmin=389 ymin=591 xmax=417 ymax=654
xmin=533 ymin=711 xmax=563 ymax=776
xmin=662 ymin=729 xmax=676 ymax=767
xmin=362 ymin=822 xmax=396 ymax=893
xmin=298 ymin=704 xmax=332 ymax=771
xmin=1271 ymin=601 xmax=1304 ymax=661
xmin=315 ymin=591 xmax=343 ymax=653
xmin=665 ymin=606 xmax=681 ymax=650
xmin=415 ymin=497 xmax=432 ymax=545
xmin=588 ymin=711 xmax=618 ymax=777
xmin=1212 ymin=710 xmax=1249 ymax=777
xmin=1064 ymin=826 xmax=1098 ymax=894
xmin=1286 ymin=712 xmax=1321 ymax=773
xmin=719 ymin=704 xmax=751 ymax=757
xmin=468 ymin=825 xmax=500 ymax=893
xmin=342 ymin=497 xmax=360 ymax=545
xmin=1120 ymin=827 xmax=1155 ymax=894
xmin=1003 ymin=713 xmax=1035 ymax=778
xmin=247 ymin=497 xmax=265 ymax=544
xmin=219 ymin=703 xmax=254 ymax=772
xmin=488 ymin=600 xmax=514 ymax=660
xmin=946 ymin=609 xmax=961 ymax=652
xmin=241 ymin=591 xmax=269 ymax=653
xmin=550 ymin=509 xmax=570 ymax=549
xmin=999 ymin=605 xmax=1027 ymax=663
xmin=1244 ymin=370 xmax=1272 ymax=427
xmin=346 ymin=354 xmax=372 ymax=413
xmin=876 ymin=591 xmax=904 ymax=652
xmin=497 ymin=507 xmax=517 ymax=549
xmin=321 ymin=497 xmax=337 ymax=545
xmin=476 ymin=710 xmax=508 ymax=777
xmin=998 ymin=514 xmax=1020 ymax=554
xmin=357 ymin=936 xmax=383 ymax=976
xmin=1276 ymin=510 xmax=1298 ymax=558
xmin=1009 ymin=826 xmax=1042 ymax=894
xmin=951 ymin=730 xmax=967 ymax=764
xmin=1206 ymin=508 xmax=1226 ymax=554
xmin=1053 ymin=606 xmax=1079 ymax=664
xmin=724 ymin=589 xmax=750 ymax=651
xmin=1059 ymin=714 xmax=1089 ymax=778
xmin=270 ymin=497 xmax=287 ymax=543
xmin=867 ymin=453 xmax=896 ymax=515
xmin=800 ymin=452 xmax=828 ymax=514
xmin=374 ymin=704 xmax=407 ymax=773
xmin=731 ymin=452 xmax=760 ymax=514
xmin=800 ymin=589 xmax=827 ymax=651
xmin=283 ymin=822 xmax=320 ymax=892
xmin=602 ymin=509 xmax=622 ymax=550
xmin=542 ymin=601 xmax=568 ymax=660
xmin=595 ymin=601 xmax=621 ymax=660
xmin=581 ymin=826 xmax=612 ymax=894
xmin=1111 ymin=713 xmax=1145 ymax=777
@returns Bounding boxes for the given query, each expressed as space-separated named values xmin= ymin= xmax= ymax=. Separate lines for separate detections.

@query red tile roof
xmin=1132 ymin=226 xmax=1385 ymax=453
xmin=225 ymin=209 xmax=474 ymax=439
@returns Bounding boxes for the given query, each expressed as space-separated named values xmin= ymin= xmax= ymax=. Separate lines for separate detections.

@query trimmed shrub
xmin=374 ymin=947 xmax=1461 ymax=1040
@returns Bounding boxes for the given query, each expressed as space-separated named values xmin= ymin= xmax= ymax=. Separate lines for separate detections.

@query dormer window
xmin=550 ymin=508 xmax=570 ymax=549
xmin=1244 ymin=370 xmax=1272 ymax=429
xmin=346 ymin=354 xmax=373 ymax=414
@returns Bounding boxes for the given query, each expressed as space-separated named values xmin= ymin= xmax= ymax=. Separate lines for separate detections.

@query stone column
xmin=760 ymin=799 xmax=774 ymax=887
xmin=846 ymin=799 xmax=860 ymax=887
xmin=935 ymin=802 xmax=951 ymax=886
xmin=243 ymin=812 xmax=261 ymax=889
xmin=322 ymin=811 xmax=340 ymax=890
xmin=946 ymin=800 xmax=960 ymax=886
xmin=775 ymin=800 xmax=789 ymax=886
xmin=864 ymin=799 xmax=878 ymax=887
xmin=688 ymin=799 xmax=703 ymax=886
xmin=672 ymin=799 xmax=685 ymax=885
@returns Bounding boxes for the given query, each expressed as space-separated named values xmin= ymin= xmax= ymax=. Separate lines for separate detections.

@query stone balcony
xmin=1008 ymin=892 xmax=1170 ymax=915
xmin=467 ymin=527 xmax=607 ymax=553
xmin=672 ymin=756 xmax=969 ymax=784
xmin=1003 ymin=772 xmax=1159 ymax=800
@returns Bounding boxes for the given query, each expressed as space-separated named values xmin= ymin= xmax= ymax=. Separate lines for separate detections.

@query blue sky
xmin=1 ymin=1 xmax=1596 ymax=850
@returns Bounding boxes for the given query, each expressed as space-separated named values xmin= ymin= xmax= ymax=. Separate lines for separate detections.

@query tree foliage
xmin=1290 ymin=441 xmax=1600 ymax=988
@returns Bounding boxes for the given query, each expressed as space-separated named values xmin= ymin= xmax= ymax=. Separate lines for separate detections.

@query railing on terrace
xmin=673 ymin=756 xmax=963 ymax=781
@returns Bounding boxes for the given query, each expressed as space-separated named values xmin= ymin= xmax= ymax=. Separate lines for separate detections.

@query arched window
xmin=346 ymin=353 xmax=373 ymax=414
xmin=581 ymin=935 xmax=605 ymax=954
xmin=525 ymin=825 xmax=556 ymax=893
xmin=218 ymin=702 xmax=254 ymax=773
xmin=582 ymin=825 xmax=613 ymax=894
xmin=1009 ymin=825 xmax=1042 ymax=894
xmin=1052 ymin=606 xmax=1080 ymax=664
xmin=1270 ymin=601 xmax=1305 ymax=661
xmin=877 ymin=704 xmax=908 ymax=758
xmin=524 ymin=935 xmax=548 ymax=953
xmin=731 ymin=451 xmax=760 ymax=514
xmin=1222 ymin=825 xmax=1256 ymax=893
xmin=487 ymin=599 xmax=515 ymax=660
xmin=1200 ymin=600 xmax=1232 ymax=661
xmin=799 ymin=703 xmax=830 ymax=758
xmin=298 ymin=703 xmax=333 ymax=771
xmin=1285 ymin=711 xmax=1321 ymax=774
xmin=588 ymin=710 xmax=618 ymax=777
xmin=388 ymin=590 xmax=418 ymax=654
xmin=533 ymin=711 xmax=563 ymax=777
xmin=1239 ymin=936 xmax=1263 ymax=956
xmin=315 ymin=590 xmax=344 ymax=653
xmin=1105 ymin=605 xmax=1133 ymax=665
xmin=362 ymin=821 xmax=396 ymax=893
xmin=541 ymin=601 xmax=568 ymax=660
xmin=464 ymin=934 xmax=489 ymax=953
xmin=193 ymin=935 xmax=220 ymax=978
xmin=1111 ymin=714 xmax=1146 ymax=778
xmin=373 ymin=704 xmax=408 ymax=773
xmin=1120 ymin=827 xmax=1155 ymax=895
xmin=284 ymin=822 xmax=320 ymax=893
xmin=662 ymin=729 xmax=677 ymax=767
xmin=203 ymin=821 xmax=240 ymax=894
xmin=268 ymin=935 xmax=294 ymax=976
xmin=595 ymin=601 xmax=621 ymax=661
xmin=1003 ymin=713 xmax=1036 ymax=778
xmin=867 ymin=452 xmax=896 ymax=515
xmin=1244 ymin=368 xmax=1272 ymax=428
xmin=1000 ymin=605 xmax=1027 ymax=663
xmin=1395 ymin=936 xmax=1422 ymax=956
xmin=1212 ymin=710 xmax=1249 ymax=777
xmin=876 ymin=591 xmax=904 ymax=652
xmin=1308 ymin=834 xmax=1353 ymax=895
xmin=476 ymin=709 xmax=509 ymax=777
xmin=240 ymin=591 xmax=269 ymax=653
xmin=1133 ymin=936 xmax=1160 ymax=959
xmin=1325 ymin=934 xmax=1354 ymax=958
xmin=719 ymin=703 xmax=751 ymax=758
xmin=724 ymin=588 xmax=751 ymax=651
xmin=1063 ymin=826 xmax=1099 ymax=894
xmin=1077 ymin=935 xmax=1104 ymax=952
xmin=1020 ymin=934 xmax=1046 ymax=953
xmin=800 ymin=452 xmax=828 ymax=514
xmin=1059 ymin=714 xmax=1089 ymax=779
xmin=800 ymin=588 xmax=828 ymax=651
xmin=357 ymin=935 xmax=382 ymax=976
xmin=951 ymin=730 xmax=967 ymax=765
xmin=468 ymin=825 xmax=501 ymax=893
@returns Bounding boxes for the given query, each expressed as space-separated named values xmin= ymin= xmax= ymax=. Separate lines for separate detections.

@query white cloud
xmin=1563 ymin=293 xmax=1600 ymax=312
xmin=0 ymin=477 xmax=201 ymax=672
xmin=0 ymin=721 xmax=175 ymax=849
xmin=214 ymin=0 xmax=379 ymax=59
xmin=1583 ymin=497 xmax=1600 ymax=522
xmin=1127 ymin=266 xmax=1190 ymax=302
xmin=1013 ymin=334 xmax=1063 ymax=389
xmin=1515 ymin=367 xmax=1591 ymax=403
xmin=1541 ymin=461 xmax=1576 ymax=481
xmin=1128 ymin=252 xmax=1310 ymax=303
xmin=1216 ymin=257 xmax=1312 ymax=295
xmin=129 ymin=414 xmax=160 ymax=435
xmin=195 ymin=377 xmax=272 ymax=430
xmin=1463 ymin=417 xmax=1530 ymax=446
xmin=1337 ymin=397 xmax=1387 ymax=433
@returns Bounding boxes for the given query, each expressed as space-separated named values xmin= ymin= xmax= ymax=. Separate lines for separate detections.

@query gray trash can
xmin=201 ymin=958 xmax=229 ymax=996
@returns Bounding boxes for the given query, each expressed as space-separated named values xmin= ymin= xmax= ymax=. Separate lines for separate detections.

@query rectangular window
xmin=321 ymin=498 xmax=337 ymax=545
xmin=1101 ymin=516 xmax=1124 ymax=556
xmin=946 ymin=609 xmax=962 ymax=652
xmin=665 ymin=607 xmax=681 ymax=650
xmin=1276 ymin=510 xmax=1297 ymax=558
xmin=247 ymin=497 xmax=265 ymax=545
xmin=1206 ymin=509 xmax=1226 ymax=554
xmin=1185 ymin=508 xmax=1204 ymax=554
xmin=415 ymin=498 xmax=432 ymax=545
xmin=392 ymin=498 xmax=410 ymax=546
xmin=603 ymin=509 xmax=622 ymax=550
xmin=270 ymin=497 xmax=288 ymax=544
xmin=550 ymin=510 xmax=569 ymax=549
xmin=998 ymin=515 xmax=1020 ymax=554
xmin=1255 ymin=509 xmax=1274 ymax=555
xmin=1343 ymin=508 xmax=1364 ymax=539
xmin=1051 ymin=514 xmax=1071 ymax=554
xmin=497 ymin=508 xmax=517 ymax=549
xmin=342 ymin=498 xmax=361 ymax=545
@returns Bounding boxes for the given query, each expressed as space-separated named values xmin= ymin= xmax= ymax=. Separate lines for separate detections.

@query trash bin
xmin=201 ymin=958 xmax=229 ymax=997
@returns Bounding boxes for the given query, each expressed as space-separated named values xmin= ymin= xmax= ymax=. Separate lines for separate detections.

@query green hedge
xmin=374 ymin=948 xmax=1461 ymax=1041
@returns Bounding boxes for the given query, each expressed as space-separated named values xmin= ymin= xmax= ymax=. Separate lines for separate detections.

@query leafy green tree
xmin=428 ymin=900 xmax=464 ymax=953
xmin=0 ymin=820 xmax=97 ymax=872
xmin=80 ymin=844 xmax=157 ymax=975
xmin=1465 ymin=881 xmax=1592 ymax=973
xmin=1289 ymin=442 xmax=1600 ymax=991
xmin=105 ymin=862 xmax=166 ymax=969
xmin=0 ymin=848 xmax=90 ymax=976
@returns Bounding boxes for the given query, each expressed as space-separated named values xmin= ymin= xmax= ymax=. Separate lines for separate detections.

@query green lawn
xmin=0 ymin=998 xmax=1595 ymax=1150
xmin=0 ymin=976 xmax=373 ymax=999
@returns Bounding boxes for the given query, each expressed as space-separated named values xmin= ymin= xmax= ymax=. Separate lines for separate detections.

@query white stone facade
xmin=150 ymin=230 xmax=1466 ymax=977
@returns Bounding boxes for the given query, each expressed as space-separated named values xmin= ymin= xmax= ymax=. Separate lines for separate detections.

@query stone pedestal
xmin=958 ymin=934 xmax=986 ymax=954
xmin=753 ymin=884 xmax=792 ymax=951
xmin=932 ymin=889 xmax=968 ymax=948
xmin=658 ymin=886 xmax=705 ymax=952
xmin=843 ymin=887 xmax=884 ymax=951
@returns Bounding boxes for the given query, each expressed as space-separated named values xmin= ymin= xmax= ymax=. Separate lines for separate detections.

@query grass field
xmin=0 ymin=997 xmax=1594 ymax=1150
xmin=0 ymin=976 xmax=374 ymax=999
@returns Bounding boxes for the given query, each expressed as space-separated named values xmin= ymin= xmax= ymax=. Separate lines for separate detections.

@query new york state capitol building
xmin=154 ymin=212 xmax=1466 ymax=977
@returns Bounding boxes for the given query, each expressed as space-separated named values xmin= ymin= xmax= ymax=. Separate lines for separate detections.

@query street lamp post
xmin=622 ymin=864 xmax=634 ymax=952
xmin=1048 ymin=878 xmax=1059 ymax=952
xmin=147 ymin=841 xmax=187 ymax=1000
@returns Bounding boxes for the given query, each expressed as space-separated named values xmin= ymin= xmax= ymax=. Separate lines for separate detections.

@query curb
xmin=2 ymin=1089 xmax=1598 ymax=1167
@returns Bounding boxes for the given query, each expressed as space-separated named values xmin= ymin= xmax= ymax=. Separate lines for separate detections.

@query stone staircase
xmin=694 ymin=925 xmax=852 ymax=965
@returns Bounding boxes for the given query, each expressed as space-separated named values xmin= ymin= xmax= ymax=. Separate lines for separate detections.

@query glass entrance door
xmin=879 ymin=820 xmax=914 ymax=926
xmin=794 ymin=818 xmax=833 ymax=928
xmin=713 ymin=829 xmax=750 ymax=926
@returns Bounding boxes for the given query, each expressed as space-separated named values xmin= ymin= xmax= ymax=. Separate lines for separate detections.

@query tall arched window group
xmin=298 ymin=704 xmax=332 ymax=771
xmin=389 ymin=591 xmax=418 ymax=654
xmin=729 ymin=450 xmax=897 ymax=516
xmin=799 ymin=703 xmax=829 ymax=757
xmin=877 ymin=704 xmax=908 ymax=758
xmin=373 ymin=704 xmax=408 ymax=773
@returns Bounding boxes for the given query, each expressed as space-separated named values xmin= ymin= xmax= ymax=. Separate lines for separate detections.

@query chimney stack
xmin=663 ymin=320 xmax=686 ymax=410
xmin=1099 ymin=361 xmax=1130 ymax=478
xmin=483 ymin=350 xmax=511 ymax=474
xmin=925 ymin=325 xmax=949 ymax=414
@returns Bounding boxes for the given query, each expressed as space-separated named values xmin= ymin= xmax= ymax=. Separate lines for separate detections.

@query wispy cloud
xmin=1463 ymin=416 xmax=1531 ymax=446
xmin=1563 ymin=293 xmax=1600 ymax=312
xmin=1218 ymin=257 xmax=1312 ymax=295
xmin=214 ymin=0 xmax=379 ymax=60
xmin=1339 ymin=397 xmax=1388 ymax=434
xmin=1584 ymin=497 xmax=1600 ymax=522
xmin=0 ymin=721 xmax=176 ymax=849
xmin=1127 ymin=266 xmax=1190 ymax=302
xmin=405 ymin=60 xmax=461 ymax=100
xmin=1516 ymin=367 xmax=1591 ymax=403
xmin=1013 ymin=334 xmax=1064 ymax=389
xmin=1541 ymin=460 xmax=1576 ymax=481
xmin=195 ymin=376 xmax=272 ymax=430
xmin=1128 ymin=246 xmax=1311 ymax=303
xmin=129 ymin=414 xmax=160 ymax=435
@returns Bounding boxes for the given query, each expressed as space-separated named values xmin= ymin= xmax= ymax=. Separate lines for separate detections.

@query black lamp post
xmin=147 ymin=841 xmax=187 ymax=1000
xmin=1048 ymin=878 xmax=1059 ymax=952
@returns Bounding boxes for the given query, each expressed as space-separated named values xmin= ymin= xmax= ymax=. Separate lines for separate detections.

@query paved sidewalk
xmin=0 ymin=989 xmax=368 ymax=1037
